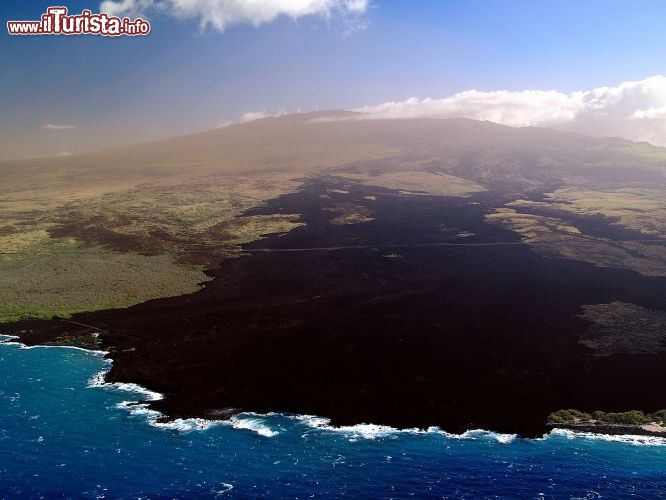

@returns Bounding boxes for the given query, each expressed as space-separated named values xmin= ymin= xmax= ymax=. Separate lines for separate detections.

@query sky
xmin=3 ymin=0 xmax=666 ymax=159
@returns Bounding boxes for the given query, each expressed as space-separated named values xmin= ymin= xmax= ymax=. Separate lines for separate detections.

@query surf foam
xmin=549 ymin=428 xmax=666 ymax=446
xmin=288 ymin=414 xmax=517 ymax=443
xmin=0 ymin=335 xmax=109 ymax=356
xmin=225 ymin=414 xmax=279 ymax=437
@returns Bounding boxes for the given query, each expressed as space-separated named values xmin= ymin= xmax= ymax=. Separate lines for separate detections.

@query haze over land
xmin=5 ymin=1 xmax=666 ymax=159
xmin=3 ymin=0 xmax=666 ymax=435
xmin=2 ymin=112 xmax=666 ymax=434
xmin=3 ymin=112 xmax=666 ymax=316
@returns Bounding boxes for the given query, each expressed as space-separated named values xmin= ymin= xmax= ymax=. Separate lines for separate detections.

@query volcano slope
xmin=3 ymin=113 xmax=666 ymax=436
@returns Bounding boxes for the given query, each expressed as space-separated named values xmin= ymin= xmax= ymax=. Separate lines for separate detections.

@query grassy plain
xmin=0 ymin=167 xmax=306 ymax=322
xmin=0 ymin=236 xmax=209 ymax=323
xmin=485 ymin=187 xmax=666 ymax=277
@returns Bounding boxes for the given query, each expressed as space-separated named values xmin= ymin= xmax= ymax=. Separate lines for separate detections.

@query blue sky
xmin=3 ymin=0 xmax=666 ymax=159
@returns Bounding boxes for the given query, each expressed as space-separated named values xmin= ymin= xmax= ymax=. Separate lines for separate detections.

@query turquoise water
xmin=1 ymin=337 xmax=666 ymax=499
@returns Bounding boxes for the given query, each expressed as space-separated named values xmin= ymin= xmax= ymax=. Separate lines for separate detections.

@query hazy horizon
xmin=4 ymin=1 xmax=666 ymax=160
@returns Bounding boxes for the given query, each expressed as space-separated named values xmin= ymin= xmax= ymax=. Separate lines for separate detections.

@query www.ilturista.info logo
xmin=7 ymin=6 xmax=150 ymax=36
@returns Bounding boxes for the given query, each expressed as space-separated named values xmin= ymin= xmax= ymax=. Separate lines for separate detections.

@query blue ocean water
xmin=1 ymin=337 xmax=666 ymax=499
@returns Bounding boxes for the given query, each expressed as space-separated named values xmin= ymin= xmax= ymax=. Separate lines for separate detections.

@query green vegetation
xmin=52 ymin=333 xmax=102 ymax=348
xmin=547 ymin=409 xmax=592 ymax=424
xmin=593 ymin=410 xmax=651 ymax=425
xmin=548 ymin=409 xmax=666 ymax=426
xmin=0 ymin=238 xmax=209 ymax=324
xmin=650 ymin=409 xmax=666 ymax=422
xmin=0 ymin=308 xmax=85 ymax=324
xmin=0 ymin=169 xmax=306 ymax=326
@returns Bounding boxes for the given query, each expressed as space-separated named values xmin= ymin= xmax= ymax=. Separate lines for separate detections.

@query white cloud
xmin=351 ymin=75 xmax=666 ymax=146
xmin=631 ymin=105 xmax=666 ymax=120
xmin=100 ymin=0 xmax=369 ymax=32
xmin=240 ymin=109 xmax=289 ymax=122
xmin=240 ymin=110 xmax=272 ymax=123
xmin=100 ymin=0 xmax=155 ymax=18
xmin=42 ymin=123 xmax=77 ymax=130
xmin=217 ymin=109 xmax=287 ymax=128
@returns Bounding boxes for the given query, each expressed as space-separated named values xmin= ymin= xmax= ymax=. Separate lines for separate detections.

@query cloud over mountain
xmin=353 ymin=76 xmax=666 ymax=146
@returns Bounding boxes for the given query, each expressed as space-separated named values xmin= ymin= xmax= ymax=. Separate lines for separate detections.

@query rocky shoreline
xmin=549 ymin=423 xmax=666 ymax=437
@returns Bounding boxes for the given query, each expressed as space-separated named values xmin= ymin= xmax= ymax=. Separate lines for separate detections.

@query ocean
xmin=1 ymin=336 xmax=665 ymax=499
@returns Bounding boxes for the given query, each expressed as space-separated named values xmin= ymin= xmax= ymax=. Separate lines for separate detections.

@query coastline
xmin=3 ymin=180 xmax=666 ymax=439
xmin=3 ymin=333 xmax=666 ymax=443
xmin=548 ymin=423 xmax=666 ymax=438
xmin=3 ymin=335 xmax=665 ymax=500
xmin=0 ymin=337 xmax=109 ymax=356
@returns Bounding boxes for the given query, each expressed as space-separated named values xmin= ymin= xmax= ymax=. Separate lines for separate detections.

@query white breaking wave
xmin=549 ymin=428 xmax=666 ymax=447
xmin=289 ymin=414 xmax=418 ymax=441
xmin=113 ymin=400 xmax=222 ymax=432
xmin=0 ymin=335 xmax=109 ymax=356
xmin=87 ymin=369 xmax=163 ymax=402
xmin=289 ymin=414 xmax=332 ymax=428
xmin=26 ymin=344 xmax=109 ymax=355
xmin=5 ymin=336 xmax=662 ymax=446
xmin=0 ymin=337 xmax=213 ymax=433
xmin=88 ymin=368 xmax=228 ymax=432
xmin=115 ymin=401 xmax=163 ymax=420
xmin=156 ymin=418 xmax=219 ymax=432
xmin=441 ymin=429 xmax=518 ymax=444
xmin=225 ymin=414 xmax=279 ymax=437
xmin=86 ymin=368 xmax=111 ymax=389
xmin=288 ymin=414 xmax=517 ymax=443
xmin=329 ymin=423 xmax=418 ymax=441
xmin=210 ymin=483 xmax=234 ymax=495
xmin=89 ymin=368 xmax=279 ymax=436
